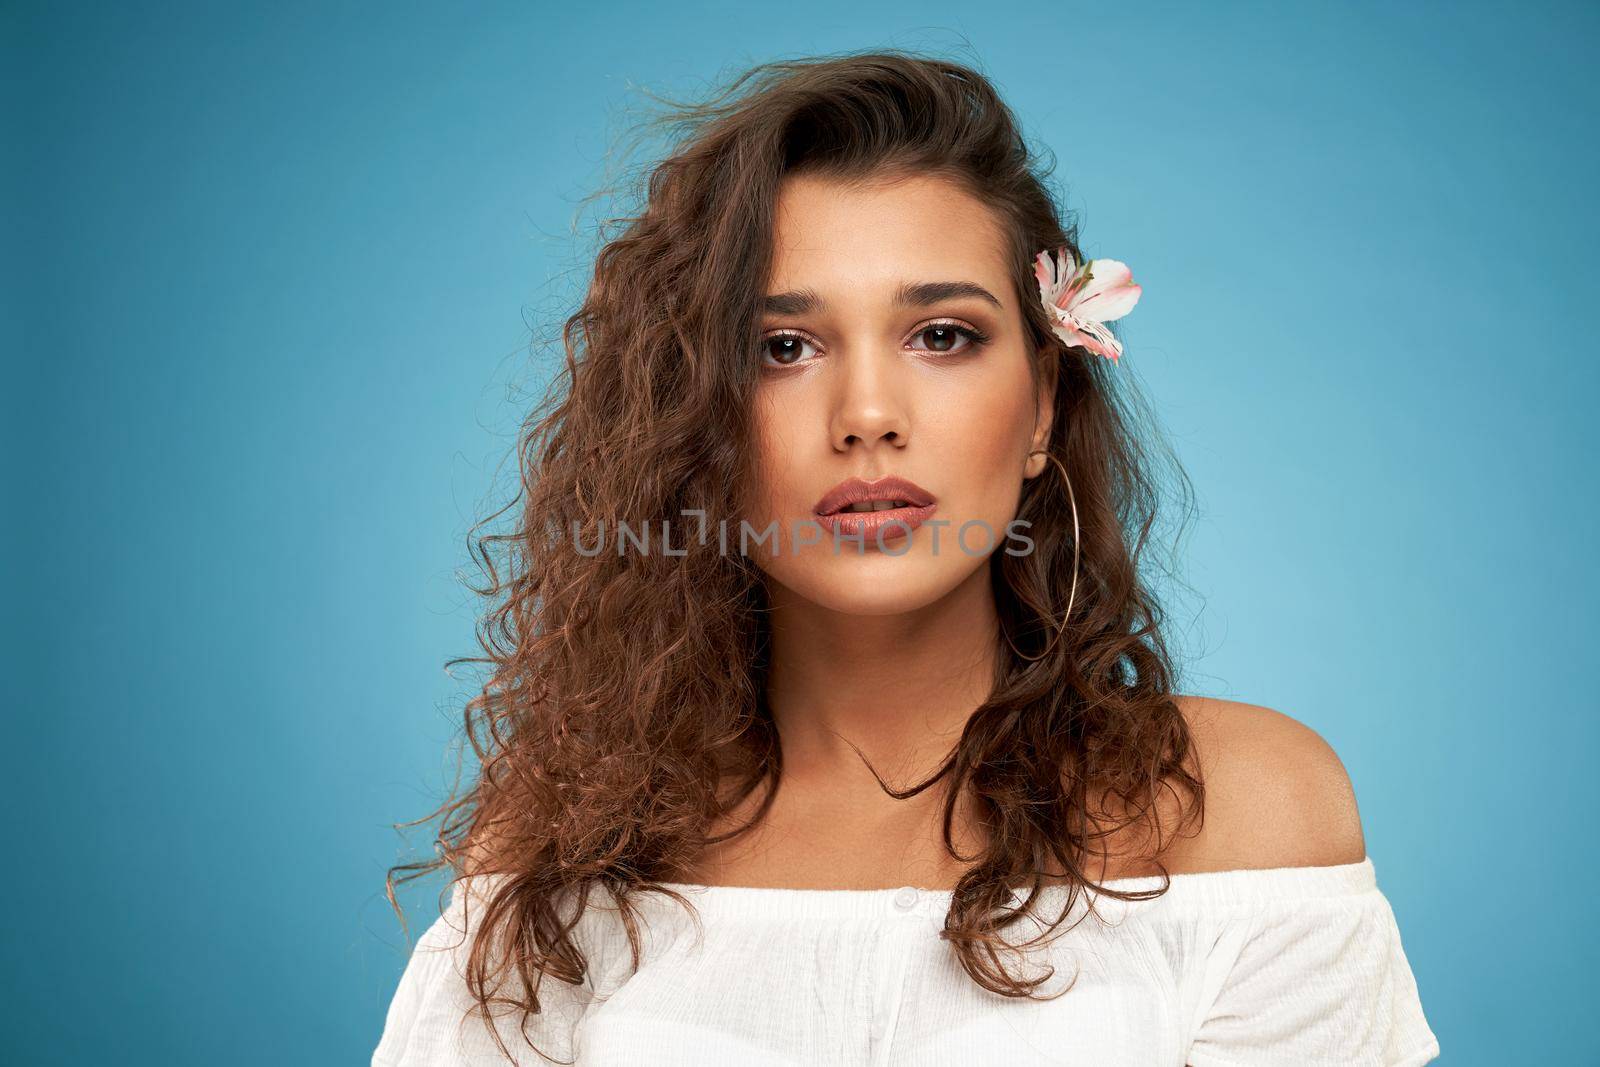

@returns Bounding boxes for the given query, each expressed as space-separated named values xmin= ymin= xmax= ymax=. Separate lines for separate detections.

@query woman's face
xmin=745 ymin=171 xmax=1056 ymax=616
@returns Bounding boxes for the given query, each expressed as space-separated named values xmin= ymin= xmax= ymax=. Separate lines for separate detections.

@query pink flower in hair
xmin=1033 ymin=247 xmax=1142 ymax=363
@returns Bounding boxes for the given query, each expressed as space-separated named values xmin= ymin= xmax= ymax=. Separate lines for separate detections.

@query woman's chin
xmin=762 ymin=560 xmax=982 ymax=618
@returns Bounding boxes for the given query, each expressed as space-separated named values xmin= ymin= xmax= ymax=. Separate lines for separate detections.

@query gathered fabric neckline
xmin=626 ymin=856 xmax=1379 ymax=922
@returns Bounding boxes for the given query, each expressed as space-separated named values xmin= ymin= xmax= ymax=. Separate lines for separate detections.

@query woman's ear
xmin=1025 ymin=347 xmax=1059 ymax=478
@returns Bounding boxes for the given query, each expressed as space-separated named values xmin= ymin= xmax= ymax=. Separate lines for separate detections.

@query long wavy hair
xmin=385 ymin=48 xmax=1203 ymax=1065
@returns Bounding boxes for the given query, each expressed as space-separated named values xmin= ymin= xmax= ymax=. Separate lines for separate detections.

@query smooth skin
xmin=687 ymin=171 xmax=1366 ymax=889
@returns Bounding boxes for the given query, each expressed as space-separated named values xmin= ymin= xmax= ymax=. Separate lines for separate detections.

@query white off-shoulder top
xmin=372 ymin=857 xmax=1440 ymax=1066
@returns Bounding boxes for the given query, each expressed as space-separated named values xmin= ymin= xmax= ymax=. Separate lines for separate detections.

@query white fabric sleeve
xmin=371 ymin=877 xmax=594 ymax=1066
xmin=1185 ymin=888 xmax=1440 ymax=1067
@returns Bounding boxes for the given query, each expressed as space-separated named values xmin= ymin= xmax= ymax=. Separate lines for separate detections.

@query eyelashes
xmin=757 ymin=320 xmax=994 ymax=369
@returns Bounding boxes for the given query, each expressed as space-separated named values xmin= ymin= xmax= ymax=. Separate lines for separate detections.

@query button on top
xmin=892 ymin=886 xmax=919 ymax=910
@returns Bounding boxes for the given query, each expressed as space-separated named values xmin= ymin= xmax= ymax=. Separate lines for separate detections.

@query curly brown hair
xmin=384 ymin=47 xmax=1203 ymax=1065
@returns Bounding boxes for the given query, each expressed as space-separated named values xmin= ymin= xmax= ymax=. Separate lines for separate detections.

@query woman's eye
xmin=908 ymin=323 xmax=989 ymax=355
xmin=758 ymin=333 xmax=818 ymax=368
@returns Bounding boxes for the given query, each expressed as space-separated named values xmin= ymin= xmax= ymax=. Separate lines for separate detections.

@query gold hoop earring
xmin=1004 ymin=449 xmax=1081 ymax=664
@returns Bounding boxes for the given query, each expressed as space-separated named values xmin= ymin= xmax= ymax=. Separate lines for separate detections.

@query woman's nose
xmin=827 ymin=344 xmax=911 ymax=453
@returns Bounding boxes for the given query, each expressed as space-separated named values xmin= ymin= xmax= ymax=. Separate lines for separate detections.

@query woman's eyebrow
xmin=761 ymin=280 xmax=1003 ymax=316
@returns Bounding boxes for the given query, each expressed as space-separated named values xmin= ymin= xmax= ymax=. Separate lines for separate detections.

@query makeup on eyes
xmin=757 ymin=318 xmax=995 ymax=368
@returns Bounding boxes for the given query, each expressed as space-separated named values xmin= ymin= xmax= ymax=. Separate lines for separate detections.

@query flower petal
xmin=1035 ymin=247 xmax=1077 ymax=304
xmin=1034 ymin=250 xmax=1059 ymax=299
xmin=1067 ymin=259 xmax=1141 ymax=322
xmin=1049 ymin=320 xmax=1086 ymax=348
xmin=1074 ymin=317 xmax=1124 ymax=361
xmin=1044 ymin=311 xmax=1120 ymax=361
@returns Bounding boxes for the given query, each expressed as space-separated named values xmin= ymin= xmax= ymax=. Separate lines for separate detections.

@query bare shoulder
xmin=1167 ymin=694 xmax=1367 ymax=872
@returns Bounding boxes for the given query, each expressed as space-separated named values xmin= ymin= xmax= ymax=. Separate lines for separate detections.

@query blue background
xmin=7 ymin=1 xmax=1595 ymax=1063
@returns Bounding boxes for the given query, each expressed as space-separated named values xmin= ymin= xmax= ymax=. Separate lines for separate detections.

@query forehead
xmin=767 ymin=172 xmax=1013 ymax=303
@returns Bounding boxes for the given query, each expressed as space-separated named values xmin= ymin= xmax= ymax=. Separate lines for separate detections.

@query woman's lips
xmin=813 ymin=502 xmax=938 ymax=544
xmin=812 ymin=474 xmax=935 ymax=517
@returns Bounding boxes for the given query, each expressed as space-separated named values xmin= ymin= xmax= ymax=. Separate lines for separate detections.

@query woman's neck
xmin=762 ymin=561 xmax=1002 ymax=788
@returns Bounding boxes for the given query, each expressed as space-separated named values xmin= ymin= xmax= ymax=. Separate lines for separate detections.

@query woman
xmin=372 ymin=51 xmax=1440 ymax=1066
